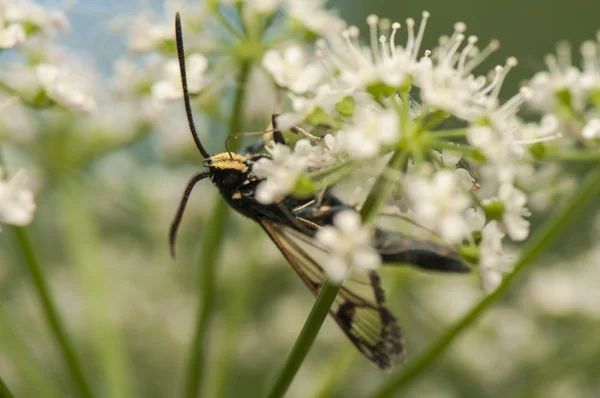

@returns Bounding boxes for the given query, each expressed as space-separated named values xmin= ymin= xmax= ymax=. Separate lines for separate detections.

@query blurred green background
xmin=0 ymin=1 xmax=599 ymax=398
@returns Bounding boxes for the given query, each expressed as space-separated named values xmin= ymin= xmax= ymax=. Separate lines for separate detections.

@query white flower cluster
xmin=526 ymin=34 xmax=600 ymax=139
xmin=0 ymin=0 xmax=68 ymax=49
xmin=114 ymin=3 xmax=594 ymax=291
xmin=257 ymin=11 xmax=554 ymax=290
xmin=0 ymin=1 xmax=96 ymax=114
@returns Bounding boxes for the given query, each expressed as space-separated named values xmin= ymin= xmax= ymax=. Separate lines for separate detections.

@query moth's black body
xmin=170 ymin=13 xmax=469 ymax=370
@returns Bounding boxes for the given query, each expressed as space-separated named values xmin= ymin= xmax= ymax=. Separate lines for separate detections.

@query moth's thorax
xmin=207 ymin=152 xmax=248 ymax=173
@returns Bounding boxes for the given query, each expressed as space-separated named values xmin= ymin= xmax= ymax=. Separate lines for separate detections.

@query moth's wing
xmin=259 ymin=219 xmax=404 ymax=369
xmin=375 ymin=213 xmax=470 ymax=273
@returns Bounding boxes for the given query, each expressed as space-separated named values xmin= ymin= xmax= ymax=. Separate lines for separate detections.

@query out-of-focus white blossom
xmin=262 ymin=45 xmax=323 ymax=94
xmin=343 ymin=105 xmax=400 ymax=159
xmin=0 ymin=168 xmax=36 ymax=230
xmin=315 ymin=210 xmax=380 ymax=283
xmin=152 ymin=54 xmax=207 ymax=101
xmin=467 ymin=125 xmax=520 ymax=183
xmin=478 ymin=221 xmax=513 ymax=292
xmin=2 ymin=1 xmax=68 ymax=37
xmin=582 ymin=117 xmax=600 ymax=139
xmin=464 ymin=207 xmax=485 ymax=233
xmin=484 ymin=183 xmax=530 ymax=241
xmin=294 ymin=133 xmax=344 ymax=169
xmin=36 ymin=63 xmax=96 ymax=113
xmin=127 ymin=14 xmax=173 ymax=53
xmin=253 ymin=142 xmax=309 ymax=204
xmin=284 ymin=0 xmax=345 ymax=37
xmin=277 ymin=83 xmax=352 ymax=129
xmin=406 ymin=170 xmax=472 ymax=243
xmin=0 ymin=18 xmax=25 ymax=48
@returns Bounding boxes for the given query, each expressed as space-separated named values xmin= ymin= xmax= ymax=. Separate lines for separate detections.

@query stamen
xmin=443 ymin=33 xmax=465 ymax=65
xmin=458 ymin=35 xmax=478 ymax=73
xmin=463 ymin=39 xmax=500 ymax=74
xmin=405 ymin=18 xmax=416 ymax=56
xmin=580 ymin=40 xmax=598 ymax=73
xmin=367 ymin=15 xmax=381 ymax=63
xmin=544 ymin=54 xmax=561 ymax=75
xmin=411 ymin=11 xmax=430 ymax=60
xmin=491 ymin=57 xmax=517 ymax=99
xmin=342 ymin=27 xmax=367 ymax=65
xmin=379 ymin=35 xmax=390 ymax=60
xmin=478 ymin=65 xmax=504 ymax=95
xmin=516 ymin=132 xmax=563 ymax=145
xmin=556 ymin=41 xmax=572 ymax=70
xmin=390 ymin=22 xmax=401 ymax=56
xmin=499 ymin=86 xmax=530 ymax=116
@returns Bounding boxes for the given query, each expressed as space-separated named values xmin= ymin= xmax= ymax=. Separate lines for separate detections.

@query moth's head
xmin=206 ymin=152 xmax=249 ymax=189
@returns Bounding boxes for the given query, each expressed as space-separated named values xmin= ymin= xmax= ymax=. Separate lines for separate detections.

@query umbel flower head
xmin=252 ymin=9 xmax=562 ymax=292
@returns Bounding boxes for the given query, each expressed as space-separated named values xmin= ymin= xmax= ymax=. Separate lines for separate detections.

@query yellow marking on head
xmin=208 ymin=152 xmax=248 ymax=173
xmin=232 ymin=192 xmax=242 ymax=200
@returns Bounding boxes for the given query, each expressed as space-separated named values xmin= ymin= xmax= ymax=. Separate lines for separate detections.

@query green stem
xmin=205 ymin=225 xmax=259 ymax=398
xmin=0 ymin=376 xmax=14 ymax=398
xmin=371 ymin=167 xmax=600 ymax=398
xmin=182 ymin=61 xmax=251 ymax=398
xmin=311 ymin=349 xmax=357 ymax=398
xmin=543 ymin=149 xmax=600 ymax=162
xmin=266 ymin=149 xmax=408 ymax=398
xmin=428 ymin=128 xmax=468 ymax=139
xmin=12 ymin=227 xmax=93 ymax=398
xmin=0 ymin=306 xmax=62 ymax=398
xmin=58 ymin=180 xmax=134 ymax=398
xmin=359 ymin=150 xmax=407 ymax=223
xmin=266 ymin=281 xmax=341 ymax=398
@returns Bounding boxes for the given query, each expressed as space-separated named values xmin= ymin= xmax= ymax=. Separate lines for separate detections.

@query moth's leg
xmin=241 ymin=140 xmax=267 ymax=155
xmin=240 ymin=114 xmax=285 ymax=155
xmin=272 ymin=113 xmax=286 ymax=145
xmin=293 ymin=203 xmax=353 ymax=225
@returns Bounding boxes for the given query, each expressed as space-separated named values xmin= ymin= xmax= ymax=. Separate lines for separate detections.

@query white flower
xmin=0 ymin=19 xmax=25 ymax=48
xmin=406 ymin=170 xmax=472 ymax=243
xmin=253 ymin=142 xmax=309 ymax=204
xmin=526 ymin=41 xmax=585 ymax=113
xmin=414 ymin=23 xmax=506 ymax=121
xmin=464 ymin=207 xmax=485 ymax=232
xmin=317 ymin=13 xmax=430 ymax=91
xmin=249 ymin=0 xmax=281 ymax=14
xmin=284 ymin=0 xmax=345 ymax=37
xmin=484 ymin=183 xmax=530 ymax=241
xmin=0 ymin=168 xmax=36 ymax=230
xmin=467 ymin=125 xmax=520 ymax=183
xmin=579 ymin=37 xmax=600 ymax=92
xmin=127 ymin=14 xmax=172 ymax=53
xmin=315 ymin=210 xmax=381 ymax=283
xmin=343 ymin=105 xmax=400 ymax=159
xmin=478 ymin=221 xmax=513 ymax=292
xmin=582 ymin=117 xmax=600 ymax=139
xmin=294 ymin=134 xmax=344 ymax=169
xmin=3 ymin=1 xmax=69 ymax=35
xmin=152 ymin=54 xmax=207 ymax=101
xmin=36 ymin=63 xmax=96 ymax=113
xmin=262 ymin=45 xmax=323 ymax=94
xmin=277 ymin=83 xmax=351 ymax=129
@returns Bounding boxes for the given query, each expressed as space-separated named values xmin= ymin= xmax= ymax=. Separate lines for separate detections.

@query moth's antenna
xmin=175 ymin=12 xmax=210 ymax=159
xmin=169 ymin=171 xmax=210 ymax=258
